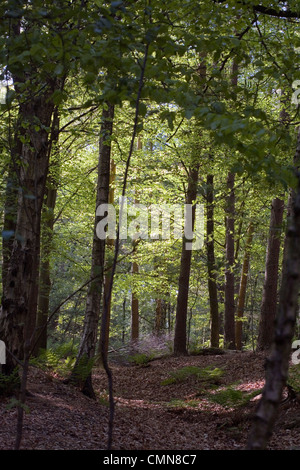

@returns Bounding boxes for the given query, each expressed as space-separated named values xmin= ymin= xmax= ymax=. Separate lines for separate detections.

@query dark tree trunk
xmin=257 ymin=197 xmax=284 ymax=351
xmin=224 ymin=171 xmax=236 ymax=349
xmin=131 ymin=261 xmax=139 ymax=344
xmin=0 ymin=83 xmax=56 ymax=375
xmin=174 ymin=164 xmax=199 ymax=356
xmin=70 ymin=103 xmax=114 ymax=398
xmin=206 ymin=174 xmax=219 ymax=348
xmin=102 ymin=159 xmax=116 ymax=357
xmin=33 ymin=109 xmax=60 ymax=356
xmin=247 ymin=127 xmax=300 ymax=450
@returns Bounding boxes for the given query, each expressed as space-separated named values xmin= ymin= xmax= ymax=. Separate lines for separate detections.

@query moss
xmin=208 ymin=386 xmax=262 ymax=408
xmin=161 ymin=365 xmax=224 ymax=386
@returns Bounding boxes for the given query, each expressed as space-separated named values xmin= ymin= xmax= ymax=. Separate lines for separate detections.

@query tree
xmin=71 ymin=103 xmax=115 ymax=398
xmin=247 ymin=126 xmax=300 ymax=450
xmin=0 ymin=18 xmax=60 ymax=373
xmin=256 ymin=198 xmax=284 ymax=351
xmin=224 ymin=170 xmax=236 ymax=349
xmin=33 ymin=108 xmax=60 ymax=356
xmin=206 ymin=173 xmax=220 ymax=348
xmin=235 ymin=222 xmax=254 ymax=350
xmin=174 ymin=162 xmax=199 ymax=355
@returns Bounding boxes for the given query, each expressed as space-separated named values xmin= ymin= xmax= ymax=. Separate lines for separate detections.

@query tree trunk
xmin=155 ymin=298 xmax=167 ymax=335
xmin=235 ymin=222 xmax=254 ymax=350
xmin=206 ymin=174 xmax=219 ymax=348
xmin=0 ymin=83 xmax=56 ymax=375
xmin=256 ymin=198 xmax=284 ymax=351
xmin=224 ymin=171 xmax=236 ymax=349
xmin=174 ymin=163 xmax=199 ymax=356
xmin=33 ymin=109 xmax=60 ymax=356
xmin=70 ymin=103 xmax=114 ymax=397
xmin=247 ymin=126 xmax=300 ymax=450
xmin=131 ymin=261 xmax=139 ymax=343
xmin=1 ymin=135 xmax=21 ymax=293
xmin=130 ymin=138 xmax=142 ymax=346
xmin=102 ymin=159 xmax=116 ymax=357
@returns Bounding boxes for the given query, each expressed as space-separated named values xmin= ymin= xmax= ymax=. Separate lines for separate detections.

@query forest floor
xmin=0 ymin=350 xmax=300 ymax=451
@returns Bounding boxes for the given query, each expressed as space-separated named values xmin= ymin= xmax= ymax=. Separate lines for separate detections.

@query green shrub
xmin=30 ymin=341 xmax=78 ymax=377
xmin=0 ymin=368 xmax=21 ymax=397
xmin=208 ymin=386 xmax=261 ymax=408
xmin=128 ymin=352 xmax=155 ymax=366
xmin=161 ymin=365 xmax=224 ymax=386
xmin=287 ymin=363 xmax=300 ymax=394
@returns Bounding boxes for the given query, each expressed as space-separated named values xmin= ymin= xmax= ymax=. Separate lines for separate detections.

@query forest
xmin=0 ymin=0 xmax=300 ymax=455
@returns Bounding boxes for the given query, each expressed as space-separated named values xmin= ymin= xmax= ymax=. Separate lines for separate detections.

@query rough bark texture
xmin=206 ymin=174 xmax=219 ymax=348
xmin=256 ymin=198 xmax=284 ymax=351
xmin=247 ymin=127 xmax=300 ymax=450
xmin=0 ymin=84 xmax=56 ymax=374
xmin=71 ymin=103 xmax=114 ymax=397
xmin=224 ymin=171 xmax=236 ymax=349
xmin=174 ymin=164 xmax=199 ymax=356
xmin=2 ymin=136 xmax=21 ymax=292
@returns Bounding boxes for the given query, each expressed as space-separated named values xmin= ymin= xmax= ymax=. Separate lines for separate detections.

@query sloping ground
xmin=0 ymin=351 xmax=299 ymax=450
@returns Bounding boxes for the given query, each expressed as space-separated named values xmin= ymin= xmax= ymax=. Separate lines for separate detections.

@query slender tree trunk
xmin=130 ymin=138 xmax=142 ymax=345
xmin=224 ymin=171 xmax=236 ymax=349
xmin=235 ymin=222 xmax=254 ymax=350
xmin=256 ymin=198 xmax=284 ymax=351
xmin=33 ymin=109 xmax=60 ymax=356
xmin=174 ymin=163 xmax=199 ymax=355
xmin=206 ymin=174 xmax=219 ymax=348
xmin=247 ymin=126 xmax=300 ymax=450
xmin=70 ymin=103 xmax=114 ymax=397
xmin=155 ymin=298 xmax=167 ymax=335
xmin=102 ymin=159 xmax=116 ymax=357
xmin=131 ymin=261 xmax=139 ymax=343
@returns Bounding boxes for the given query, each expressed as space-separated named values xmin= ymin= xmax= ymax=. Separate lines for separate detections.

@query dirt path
xmin=0 ymin=351 xmax=299 ymax=450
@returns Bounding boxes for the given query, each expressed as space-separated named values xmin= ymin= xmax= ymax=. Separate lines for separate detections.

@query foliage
xmin=128 ymin=352 xmax=156 ymax=366
xmin=287 ymin=364 xmax=300 ymax=394
xmin=161 ymin=365 xmax=224 ymax=386
xmin=0 ymin=368 xmax=20 ymax=397
xmin=208 ymin=386 xmax=262 ymax=408
xmin=1 ymin=0 xmax=300 ymax=377
xmin=30 ymin=342 xmax=78 ymax=377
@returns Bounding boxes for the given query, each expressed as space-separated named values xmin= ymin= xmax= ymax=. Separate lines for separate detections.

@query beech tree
xmin=256 ymin=197 xmax=284 ymax=351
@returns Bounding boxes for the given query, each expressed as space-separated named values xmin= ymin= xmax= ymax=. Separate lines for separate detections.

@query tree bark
xmin=131 ymin=261 xmax=139 ymax=343
xmin=70 ymin=103 xmax=114 ymax=397
xmin=247 ymin=126 xmax=300 ymax=450
xmin=33 ymin=108 xmax=60 ymax=356
xmin=256 ymin=198 xmax=284 ymax=351
xmin=206 ymin=174 xmax=219 ymax=348
xmin=102 ymin=159 xmax=116 ymax=357
xmin=174 ymin=163 xmax=199 ymax=356
xmin=0 ymin=82 xmax=57 ymax=374
xmin=224 ymin=171 xmax=236 ymax=349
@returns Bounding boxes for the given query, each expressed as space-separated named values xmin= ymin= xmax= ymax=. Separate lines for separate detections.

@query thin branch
xmin=100 ymin=41 xmax=149 ymax=451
